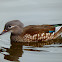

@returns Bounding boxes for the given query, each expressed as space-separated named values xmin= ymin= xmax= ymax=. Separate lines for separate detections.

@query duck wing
xmin=23 ymin=25 xmax=55 ymax=35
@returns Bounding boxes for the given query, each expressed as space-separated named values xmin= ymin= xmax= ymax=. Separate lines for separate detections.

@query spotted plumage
xmin=23 ymin=33 xmax=54 ymax=42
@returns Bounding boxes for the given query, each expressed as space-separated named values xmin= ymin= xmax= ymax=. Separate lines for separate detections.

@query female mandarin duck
xmin=0 ymin=20 xmax=62 ymax=42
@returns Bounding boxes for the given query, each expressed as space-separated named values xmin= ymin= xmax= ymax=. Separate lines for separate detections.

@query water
xmin=0 ymin=34 xmax=62 ymax=62
xmin=0 ymin=0 xmax=62 ymax=62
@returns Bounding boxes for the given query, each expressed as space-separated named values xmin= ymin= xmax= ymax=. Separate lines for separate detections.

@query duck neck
xmin=54 ymin=27 xmax=62 ymax=38
xmin=11 ymin=28 xmax=23 ymax=35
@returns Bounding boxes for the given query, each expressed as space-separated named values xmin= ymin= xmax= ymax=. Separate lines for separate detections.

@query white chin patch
xmin=55 ymin=26 xmax=62 ymax=37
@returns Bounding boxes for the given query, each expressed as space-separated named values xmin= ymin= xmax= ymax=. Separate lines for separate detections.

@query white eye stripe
xmin=8 ymin=25 xmax=18 ymax=29
xmin=8 ymin=25 xmax=15 ymax=29
xmin=11 ymin=26 xmax=15 ymax=28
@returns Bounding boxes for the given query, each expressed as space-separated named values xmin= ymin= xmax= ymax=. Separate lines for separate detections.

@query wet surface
xmin=0 ymin=38 xmax=62 ymax=62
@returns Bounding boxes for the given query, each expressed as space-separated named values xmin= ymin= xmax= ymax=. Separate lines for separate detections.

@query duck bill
xmin=0 ymin=30 xmax=8 ymax=35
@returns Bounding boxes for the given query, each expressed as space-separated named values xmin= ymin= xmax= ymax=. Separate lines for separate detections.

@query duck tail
xmin=52 ymin=24 xmax=62 ymax=27
xmin=54 ymin=27 xmax=62 ymax=39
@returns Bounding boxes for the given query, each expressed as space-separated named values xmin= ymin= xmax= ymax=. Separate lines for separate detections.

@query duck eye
xmin=8 ymin=25 xmax=11 ymax=28
xmin=8 ymin=25 xmax=12 ymax=29
xmin=8 ymin=25 xmax=15 ymax=29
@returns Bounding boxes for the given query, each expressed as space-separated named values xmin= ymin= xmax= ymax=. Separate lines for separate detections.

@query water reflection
xmin=0 ymin=37 xmax=62 ymax=61
xmin=0 ymin=42 xmax=23 ymax=61
xmin=4 ymin=44 xmax=23 ymax=61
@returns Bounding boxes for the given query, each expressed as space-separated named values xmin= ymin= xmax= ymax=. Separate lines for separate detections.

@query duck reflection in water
xmin=4 ymin=42 xmax=23 ymax=61
xmin=0 ymin=38 xmax=61 ymax=62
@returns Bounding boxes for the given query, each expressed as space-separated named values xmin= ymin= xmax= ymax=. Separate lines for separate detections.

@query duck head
xmin=0 ymin=20 xmax=24 ymax=35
